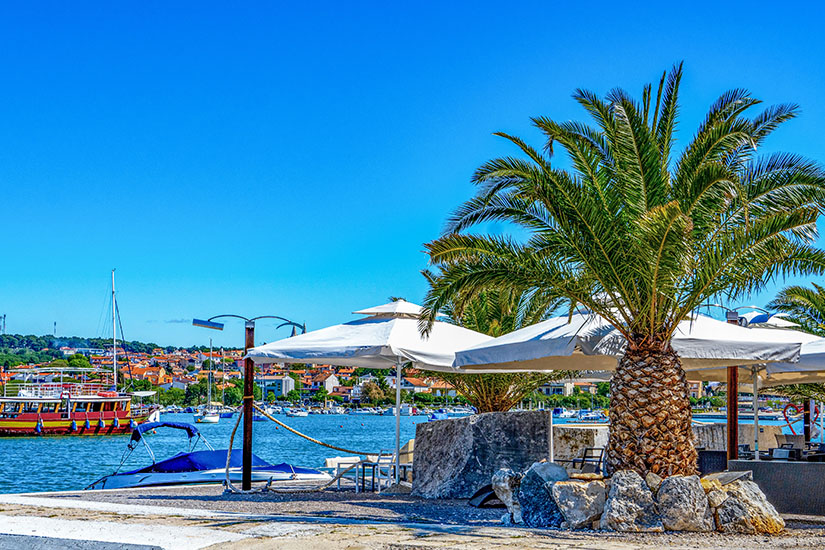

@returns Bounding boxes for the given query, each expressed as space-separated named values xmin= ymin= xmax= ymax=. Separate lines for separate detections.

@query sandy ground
xmin=1 ymin=483 xmax=824 ymax=549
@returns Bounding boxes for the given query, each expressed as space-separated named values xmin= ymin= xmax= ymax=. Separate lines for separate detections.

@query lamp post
xmin=193 ymin=314 xmax=304 ymax=490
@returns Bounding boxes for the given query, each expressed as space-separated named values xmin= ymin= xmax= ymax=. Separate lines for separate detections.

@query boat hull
xmin=0 ymin=412 xmax=152 ymax=437
xmin=87 ymin=466 xmax=331 ymax=490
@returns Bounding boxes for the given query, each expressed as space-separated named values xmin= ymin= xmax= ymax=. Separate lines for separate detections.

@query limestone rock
xmin=645 ymin=472 xmax=663 ymax=494
xmin=552 ymin=480 xmax=607 ymax=529
xmin=412 ymin=411 xmax=556 ymax=498
xmin=491 ymin=468 xmax=523 ymax=524
xmin=570 ymin=472 xmax=604 ymax=481
xmin=702 ymin=470 xmax=752 ymax=485
xmin=700 ymin=477 xmax=722 ymax=494
xmin=707 ymin=489 xmax=727 ymax=509
xmin=599 ymin=470 xmax=663 ymax=532
xmin=715 ymin=497 xmax=756 ymax=534
xmin=517 ymin=462 xmax=568 ymax=528
xmin=656 ymin=475 xmax=713 ymax=532
xmin=722 ymin=479 xmax=784 ymax=535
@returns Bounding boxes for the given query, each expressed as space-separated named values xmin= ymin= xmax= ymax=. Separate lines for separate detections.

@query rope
xmin=221 ymin=403 xmax=412 ymax=494
xmin=253 ymin=405 xmax=376 ymax=456
xmin=222 ymin=407 xmax=364 ymax=494
xmin=252 ymin=404 xmax=413 ymax=456
xmin=223 ymin=406 xmax=253 ymax=494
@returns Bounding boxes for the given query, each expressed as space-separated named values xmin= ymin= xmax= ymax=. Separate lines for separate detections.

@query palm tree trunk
xmin=606 ymin=343 xmax=697 ymax=477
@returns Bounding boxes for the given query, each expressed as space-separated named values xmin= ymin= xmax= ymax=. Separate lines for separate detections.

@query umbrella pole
xmin=752 ymin=367 xmax=759 ymax=461
xmin=395 ymin=362 xmax=401 ymax=485
xmin=726 ymin=366 xmax=739 ymax=460
xmin=549 ymin=406 xmax=554 ymax=463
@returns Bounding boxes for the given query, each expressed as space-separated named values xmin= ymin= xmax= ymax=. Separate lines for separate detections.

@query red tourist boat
xmin=0 ymin=380 xmax=158 ymax=436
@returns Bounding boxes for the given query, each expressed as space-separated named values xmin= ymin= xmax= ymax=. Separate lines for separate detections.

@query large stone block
xmin=599 ymin=470 xmax=663 ymax=532
xmin=720 ymin=479 xmax=784 ymax=535
xmin=692 ymin=423 xmax=782 ymax=452
xmin=491 ymin=468 xmax=523 ymax=524
xmin=656 ymin=475 xmax=713 ymax=532
xmin=412 ymin=411 xmax=558 ymax=498
xmin=518 ymin=462 xmax=568 ymax=528
xmin=552 ymin=480 xmax=606 ymax=529
xmin=553 ymin=425 xmax=609 ymax=469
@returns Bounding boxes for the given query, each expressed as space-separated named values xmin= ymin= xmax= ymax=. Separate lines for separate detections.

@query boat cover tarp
xmin=131 ymin=422 xmax=200 ymax=444
xmin=124 ymin=449 xmax=322 ymax=475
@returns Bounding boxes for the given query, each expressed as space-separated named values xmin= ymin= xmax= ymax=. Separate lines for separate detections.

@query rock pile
xmin=490 ymin=464 xmax=784 ymax=534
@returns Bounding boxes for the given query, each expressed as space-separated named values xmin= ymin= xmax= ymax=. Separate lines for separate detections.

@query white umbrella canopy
xmin=682 ymin=329 xmax=825 ymax=386
xmin=246 ymin=300 xmax=491 ymax=484
xmin=451 ymin=312 xmax=803 ymax=374
xmin=247 ymin=300 xmax=491 ymax=370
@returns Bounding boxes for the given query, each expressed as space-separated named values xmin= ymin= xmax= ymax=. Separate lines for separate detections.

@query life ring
xmin=783 ymin=403 xmax=800 ymax=435
xmin=782 ymin=403 xmax=821 ymax=435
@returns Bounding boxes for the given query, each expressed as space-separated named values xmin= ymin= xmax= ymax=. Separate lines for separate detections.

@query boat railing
xmin=9 ymin=382 xmax=110 ymax=399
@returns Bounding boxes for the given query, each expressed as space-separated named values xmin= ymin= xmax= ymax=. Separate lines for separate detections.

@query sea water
xmin=0 ymin=412 xmax=422 ymax=494
xmin=0 ymin=413 xmax=814 ymax=494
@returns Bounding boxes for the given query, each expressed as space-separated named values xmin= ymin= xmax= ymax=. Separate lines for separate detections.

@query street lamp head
xmin=193 ymin=318 xmax=225 ymax=331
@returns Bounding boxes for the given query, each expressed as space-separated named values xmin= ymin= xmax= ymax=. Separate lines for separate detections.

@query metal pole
xmin=549 ymin=407 xmax=554 ymax=463
xmin=395 ymin=362 xmax=401 ymax=485
xmin=243 ymin=321 xmax=255 ymax=491
xmin=804 ymin=398 xmax=812 ymax=446
xmin=112 ymin=269 xmax=117 ymax=389
xmin=752 ymin=366 xmax=759 ymax=461
xmin=820 ymin=401 xmax=824 ymax=444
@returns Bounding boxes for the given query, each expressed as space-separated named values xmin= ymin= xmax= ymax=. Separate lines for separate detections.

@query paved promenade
xmin=1 ymin=484 xmax=825 ymax=549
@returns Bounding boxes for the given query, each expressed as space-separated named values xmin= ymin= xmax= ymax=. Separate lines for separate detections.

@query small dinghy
xmin=85 ymin=421 xmax=330 ymax=490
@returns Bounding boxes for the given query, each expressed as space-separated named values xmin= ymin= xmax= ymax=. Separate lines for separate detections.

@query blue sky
xmin=1 ymin=2 xmax=823 ymax=347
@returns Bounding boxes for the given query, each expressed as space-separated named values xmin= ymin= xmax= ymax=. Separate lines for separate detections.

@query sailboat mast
xmin=112 ymin=269 xmax=117 ymax=388
xmin=208 ymin=338 xmax=212 ymax=406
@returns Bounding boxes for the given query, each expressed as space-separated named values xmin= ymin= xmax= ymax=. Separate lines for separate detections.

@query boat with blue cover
xmin=85 ymin=421 xmax=330 ymax=490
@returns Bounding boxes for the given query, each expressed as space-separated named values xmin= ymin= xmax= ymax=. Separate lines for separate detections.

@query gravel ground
xmin=37 ymin=483 xmax=502 ymax=525
xmin=7 ymin=484 xmax=824 ymax=549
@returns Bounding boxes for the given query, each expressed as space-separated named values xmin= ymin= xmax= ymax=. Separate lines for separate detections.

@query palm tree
xmin=767 ymin=284 xmax=825 ymax=402
xmin=422 ymin=282 xmax=568 ymax=412
xmin=422 ymin=64 xmax=825 ymax=477
xmin=768 ymin=283 xmax=825 ymax=336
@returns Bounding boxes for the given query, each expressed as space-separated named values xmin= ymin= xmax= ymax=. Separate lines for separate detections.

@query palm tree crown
xmin=424 ymin=63 xmax=825 ymax=349
xmin=768 ymin=283 xmax=825 ymax=336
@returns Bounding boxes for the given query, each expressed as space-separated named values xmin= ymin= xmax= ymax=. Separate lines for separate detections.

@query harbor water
xmin=0 ymin=412 xmax=815 ymax=494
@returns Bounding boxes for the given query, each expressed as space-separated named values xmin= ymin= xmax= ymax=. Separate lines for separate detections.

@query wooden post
xmin=727 ymin=366 xmax=739 ymax=460
xmin=804 ymin=398 xmax=812 ymax=446
xmin=726 ymin=312 xmax=739 ymax=461
xmin=243 ymin=321 xmax=255 ymax=491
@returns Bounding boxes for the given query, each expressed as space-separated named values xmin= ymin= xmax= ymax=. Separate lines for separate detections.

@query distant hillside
xmin=0 ymin=333 xmax=212 ymax=368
